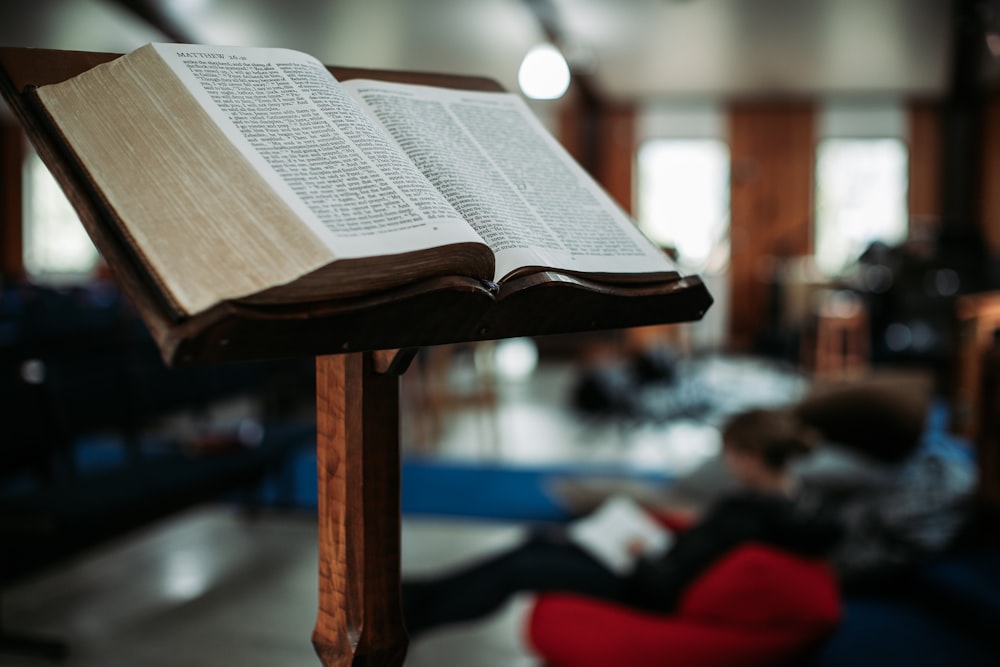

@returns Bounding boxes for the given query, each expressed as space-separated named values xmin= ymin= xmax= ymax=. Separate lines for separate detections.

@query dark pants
xmin=402 ymin=532 xmax=628 ymax=636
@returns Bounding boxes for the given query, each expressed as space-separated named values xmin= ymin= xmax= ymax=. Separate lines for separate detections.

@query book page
xmin=343 ymin=79 xmax=679 ymax=282
xmin=567 ymin=495 xmax=673 ymax=575
xmin=151 ymin=44 xmax=483 ymax=260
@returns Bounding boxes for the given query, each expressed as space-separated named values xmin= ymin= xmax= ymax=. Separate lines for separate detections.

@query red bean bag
xmin=527 ymin=543 xmax=841 ymax=667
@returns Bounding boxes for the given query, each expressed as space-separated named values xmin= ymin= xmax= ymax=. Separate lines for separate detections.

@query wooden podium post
xmin=313 ymin=351 xmax=408 ymax=666
xmin=0 ymin=47 xmax=713 ymax=666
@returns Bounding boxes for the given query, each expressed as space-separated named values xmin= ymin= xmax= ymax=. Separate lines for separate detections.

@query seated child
xmin=403 ymin=408 xmax=842 ymax=636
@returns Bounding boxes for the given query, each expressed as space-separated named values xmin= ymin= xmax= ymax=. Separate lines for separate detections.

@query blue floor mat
xmin=277 ymin=450 xmax=671 ymax=521
xmin=58 ymin=433 xmax=674 ymax=522
xmin=400 ymin=458 xmax=671 ymax=521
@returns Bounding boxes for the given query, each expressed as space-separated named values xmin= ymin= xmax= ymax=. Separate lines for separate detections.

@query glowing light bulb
xmin=518 ymin=44 xmax=571 ymax=100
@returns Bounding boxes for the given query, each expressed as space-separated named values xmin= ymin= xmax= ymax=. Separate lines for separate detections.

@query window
xmin=637 ymin=139 xmax=730 ymax=272
xmin=23 ymin=150 xmax=100 ymax=282
xmin=814 ymin=138 xmax=908 ymax=276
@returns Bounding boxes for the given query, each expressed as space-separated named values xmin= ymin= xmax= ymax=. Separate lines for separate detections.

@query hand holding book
xmin=567 ymin=495 xmax=674 ymax=575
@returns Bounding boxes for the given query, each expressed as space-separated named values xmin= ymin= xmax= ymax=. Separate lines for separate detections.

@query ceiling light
xmin=518 ymin=43 xmax=571 ymax=100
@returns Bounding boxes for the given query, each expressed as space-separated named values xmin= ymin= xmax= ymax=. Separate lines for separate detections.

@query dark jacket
xmin=628 ymin=491 xmax=842 ymax=612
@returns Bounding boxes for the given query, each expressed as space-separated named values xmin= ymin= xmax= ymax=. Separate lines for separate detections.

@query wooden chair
xmin=812 ymin=290 xmax=869 ymax=379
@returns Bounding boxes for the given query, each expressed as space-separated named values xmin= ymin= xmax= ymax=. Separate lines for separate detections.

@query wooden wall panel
xmin=982 ymin=93 xmax=1000 ymax=257
xmin=595 ymin=105 xmax=635 ymax=214
xmin=1 ymin=119 xmax=25 ymax=280
xmin=728 ymin=104 xmax=816 ymax=350
xmin=907 ymin=101 xmax=942 ymax=233
xmin=557 ymin=84 xmax=635 ymax=214
xmin=557 ymin=91 xmax=585 ymax=168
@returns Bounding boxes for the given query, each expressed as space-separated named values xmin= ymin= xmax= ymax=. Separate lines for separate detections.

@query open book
xmin=567 ymin=495 xmax=674 ymax=575
xmin=33 ymin=43 xmax=678 ymax=319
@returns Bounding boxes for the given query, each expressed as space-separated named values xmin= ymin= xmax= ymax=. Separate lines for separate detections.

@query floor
xmin=2 ymin=352 xmax=806 ymax=666
xmin=3 ymin=507 xmax=534 ymax=667
xmin=402 ymin=348 xmax=806 ymax=471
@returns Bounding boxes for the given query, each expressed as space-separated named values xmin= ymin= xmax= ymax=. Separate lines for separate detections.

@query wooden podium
xmin=0 ymin=47 xmax=712 ymax=666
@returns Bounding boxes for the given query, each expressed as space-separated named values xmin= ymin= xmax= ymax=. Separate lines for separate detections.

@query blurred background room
xmin=2 ymin=1 xmax=1000 ymax=665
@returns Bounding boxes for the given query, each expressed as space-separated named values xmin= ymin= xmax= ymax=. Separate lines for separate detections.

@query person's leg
xmin=403 ymin=534 xmax=626 ymax=636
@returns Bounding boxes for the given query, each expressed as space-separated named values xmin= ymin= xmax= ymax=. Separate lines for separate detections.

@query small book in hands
xmin=567 ymin=495 xmax=674 ymax=575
